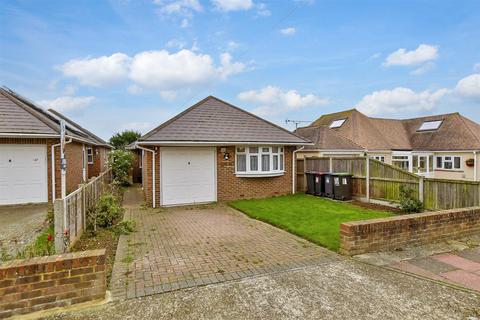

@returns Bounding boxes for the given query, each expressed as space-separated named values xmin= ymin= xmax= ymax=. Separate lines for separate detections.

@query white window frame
xmin=371 ymin=155 xmax=385 ymax=162
xmin=87 ymin=147 xmax=94 ymax=164
xmin=329 ymin=118 xmax=347 ymax=128
xmin=435 ymin=155 xmax=462 ymax=171
xmin=235 ymin=146 xmax=285 ymax=177
xmin=392 ymin=152 xmax=413 ymax=172
xmin=418 ymin=120 xmax=443 ymax=131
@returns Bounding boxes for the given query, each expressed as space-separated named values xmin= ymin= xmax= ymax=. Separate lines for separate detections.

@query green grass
xmin=230 ymin=194 xmax=394 ymax=251
xmin=15 ymin=224 xmax=55 ymax=260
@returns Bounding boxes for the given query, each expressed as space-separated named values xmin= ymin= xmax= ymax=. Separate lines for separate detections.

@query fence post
xmin=329 ymin=157 xmax=333 ymax=173
xmin=54 ymin=199 xmax=65 ymax=253
xmin=366 ymin=157 xmax=370 ymax=202
xmin=419 ymin=177 xmax=424 ymax=203
xmin=82 ymin=186 xmax=86 ymax=232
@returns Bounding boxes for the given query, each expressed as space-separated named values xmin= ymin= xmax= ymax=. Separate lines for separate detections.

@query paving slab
xmin=432 ymin=254 xmax=480 ymax=272
xmin=409 ymin=256 xmax=458 ymax=274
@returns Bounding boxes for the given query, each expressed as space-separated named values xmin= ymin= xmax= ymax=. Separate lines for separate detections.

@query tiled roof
xmin=303 ymin=109 xmax=480 ymax=151
xmin=0 ymin=87 xmax=109 ymax=147
xmin=294 ymin=125 xmax=363 ymax=150
xmin=139 ymin=96 xmax=309 ymax=145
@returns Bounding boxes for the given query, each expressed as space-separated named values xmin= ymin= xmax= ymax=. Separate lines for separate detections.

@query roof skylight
xmin=418 ymin=120 xmax=443 ymax=131
xmin=329 ymin=118 xmax=347 ymax=128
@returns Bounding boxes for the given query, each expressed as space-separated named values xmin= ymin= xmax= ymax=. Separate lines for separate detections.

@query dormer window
xmin=418 ymin=120 xmax=443 ymax=131
xmin=329 ymin=118 xmax=347 ymax=128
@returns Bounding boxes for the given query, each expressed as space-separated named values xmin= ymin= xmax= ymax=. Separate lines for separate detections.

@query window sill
xmin=434 ymin=169 xmax=464 ymax=173
xmin=235 ymin=171 xmax=285 ymax=178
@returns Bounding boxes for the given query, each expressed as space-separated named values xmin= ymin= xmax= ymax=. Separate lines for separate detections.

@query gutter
xmin=135 ymin=144 xmax=157 ymax=208
xmin=51 ymin=138 xmax=72 ymax=202
xmin=136 ymin=141 xmax=313 ymax=146
xmin=292 ymin=146 xmax=305 ymax=194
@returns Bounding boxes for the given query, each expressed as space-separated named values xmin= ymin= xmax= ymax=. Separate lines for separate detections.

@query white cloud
xmin=474 ymin=63 xmax=480 ymax=72
xmin=129 ymin=49 xmax=246 ymax=91
xmin=39 ymin=96 xmax=95 ymax=112
xmin=154 ymin=0 xmax=202 ymax=16
xmin=357 ymin=87 xmax=449 ymax=116
xmin=410 ymin=62 xmax=435 ymax=76
xmin=455 ymin=73 xmax=480 ymax=99
xmin=180 ymin=18 xmax=189 ymax=27
xmin=166 ymin=39 xmax=187 ymax=49
xmin=280 ymin=27 xmax=296 ymax=36
xmin=211 ymin=0 xmax=253 ymax=11
xmin=58 ymin=53 xmax=131 ymax=87
xmin=384 ymin=44 xmax=438 ymax=67
xmin=255 ymin=3 xmax=270 ymax=16
xmin=370 ymin=52 xmax=381 ymax=59
xmin=227 ymin=40 xmax=240 ymax=52
xmin=238 ymin=86 xmax=329 ymax=116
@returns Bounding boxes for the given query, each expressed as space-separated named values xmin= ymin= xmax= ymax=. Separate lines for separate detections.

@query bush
xmin=95 ymin=194 xmax=125 ymax=228
xmin=399 ymin=185 xmax=424 ymax=213
xmin=109 ymin=149 xmax=134 ymax=186
xmin=112 ymin=220 xmax=136 ymax=236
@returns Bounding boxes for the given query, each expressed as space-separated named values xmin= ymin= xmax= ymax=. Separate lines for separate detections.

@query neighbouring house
xmin=0 ymin=87 xmax=111 ymax=206
xmin=295 ymin=108 xmax=480 ymax=181
xmin=135 ymin=96 xmax=310 ymax=207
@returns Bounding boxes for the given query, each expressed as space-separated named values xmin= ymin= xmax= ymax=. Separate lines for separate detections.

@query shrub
xmin=109 ymin=149 xmax=135 ymax=186
xmin=112 ymin=220 xmax=136 ymax=235
xmin=95 ymin=193 xmax=124 ymax=228
xmin=399 ymin=185 xmax=424 ymax=213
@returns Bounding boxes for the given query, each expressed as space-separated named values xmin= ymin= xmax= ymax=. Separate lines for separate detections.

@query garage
xmin=0 ymin=145 xmax=48 ymax=205
xmin=160 ymin=147 xmax=216 ymax=206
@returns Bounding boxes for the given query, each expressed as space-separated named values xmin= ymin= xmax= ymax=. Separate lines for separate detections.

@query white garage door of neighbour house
xmin=161 ymin=147 xmax=216 ymax=206
xmin=0 ymin=145 xmax=48 ymax=205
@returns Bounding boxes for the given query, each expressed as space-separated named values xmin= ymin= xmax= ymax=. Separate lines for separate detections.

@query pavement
xmin=355 ymin=236 xmax=480 ymax=293
xmin=44 ymin=258 xmax=480 ymax=320
xmin=109 ymin=185 xmax=336 ymax=300
xmin=0 ymin=203 xmax=48 ymax=260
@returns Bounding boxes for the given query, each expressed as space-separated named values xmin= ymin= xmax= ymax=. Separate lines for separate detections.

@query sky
xmin=1 ymin=0 xmax=480 ymax=140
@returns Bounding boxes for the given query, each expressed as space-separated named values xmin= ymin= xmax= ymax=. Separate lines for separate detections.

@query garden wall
xmin=340 ymin=207 xmax=480 ymax=256
xmin=0 ymin=249 xmax=106 ymax=319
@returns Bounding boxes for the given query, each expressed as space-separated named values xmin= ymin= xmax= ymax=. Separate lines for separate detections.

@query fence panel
xmin=332 ymin=157 xmax=366 ymax=176
xmin=424 ymin=179 xmax=480 ymax=210
xmin=305 ymin=157 xmax=330 ymax=172
xmin=296 ymin=159 xmax=305 ymax=192
xmin=54 ymin=169 xmax=112 ymax=253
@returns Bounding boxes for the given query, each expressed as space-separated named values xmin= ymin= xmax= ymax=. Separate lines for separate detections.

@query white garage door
xmin=0 ymin=145 xmax=48 ymax=205
xmin=161 ymin=147 xmax=216 ymax=206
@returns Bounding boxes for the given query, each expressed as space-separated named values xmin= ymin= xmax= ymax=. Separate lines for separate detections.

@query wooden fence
xmin=297 ymin=157 xmax=480 ymax=211
xmin=54 ymin=169 xmax=112 ymax=253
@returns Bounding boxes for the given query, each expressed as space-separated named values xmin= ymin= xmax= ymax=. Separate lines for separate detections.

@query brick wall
xmin=65 ymin=142 xmax=87 ymax=194
xmin=0 ymin=249 xmax=106 ymax=319
xmin=340 ymin=207 xmax=480 ymax=256
xmin=216 ymin=146 xmax=294 ymax=201
xmin=89 ymin=146 xmax=110 ymax=178
xmin=142 ymin=147 xmax=160 ymax=207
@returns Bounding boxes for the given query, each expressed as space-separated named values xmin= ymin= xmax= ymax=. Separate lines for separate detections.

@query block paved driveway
xmin=110 ymin=186 xmax=338 ymax=300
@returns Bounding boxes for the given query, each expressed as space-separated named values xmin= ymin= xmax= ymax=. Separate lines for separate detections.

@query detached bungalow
xmin=135 ymin=96 xmax=309 ymax=207
xmin=295 ymin=108 xmax=480 ymax=181
xmin=0 ymin=87 xmax=111 ymax=206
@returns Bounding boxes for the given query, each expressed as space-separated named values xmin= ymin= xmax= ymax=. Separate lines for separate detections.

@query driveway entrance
xmin=110 ymin=186 xmax=337 ymax=300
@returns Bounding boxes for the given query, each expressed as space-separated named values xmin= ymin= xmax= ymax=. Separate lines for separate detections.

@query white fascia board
xmin=0 ymin=133 xmax=60 ymax=138
xmin=136 ymin=141 xmax=313 ymax=146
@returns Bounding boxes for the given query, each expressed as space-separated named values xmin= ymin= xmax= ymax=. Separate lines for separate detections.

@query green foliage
xmin=109 ymin=130 xmax=141 ymax=150
xmin=109 ymin=149 xmax=135 ymax=186
xmin=16 ymin=225 xmax=55 ymax=259
xmin=95 ymin=193 xmax=125 ymax=228
xmin=112 ymin=220 xmax=136 ymax=236
xmin=399 ymin=185 xmax=424 ymax=213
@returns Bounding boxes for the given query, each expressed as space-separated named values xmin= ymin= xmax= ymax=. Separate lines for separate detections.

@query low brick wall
xmin=0 ymin=249 xmax=106 ymax=319
xmin=340 ymin=207 xmax=480 ymax=256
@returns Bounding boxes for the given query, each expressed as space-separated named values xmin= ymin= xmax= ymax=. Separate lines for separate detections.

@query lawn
xmin=230 ymin=194 xmax=394 ymax=251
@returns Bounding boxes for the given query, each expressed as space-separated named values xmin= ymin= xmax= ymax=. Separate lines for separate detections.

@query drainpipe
xmin=51 ymin=138 xmax=72 ymax=202
xmin=136 ymin=144 xmax=157 ymax=208
xmin=474 ymin=151 xmax=478 ymax=182
xmin=292 ymin=146 xmax=305 ymax=194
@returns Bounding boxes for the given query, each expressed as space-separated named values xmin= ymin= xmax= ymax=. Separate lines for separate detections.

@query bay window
xmin=236 ymin=146 xmax=285 ymax=176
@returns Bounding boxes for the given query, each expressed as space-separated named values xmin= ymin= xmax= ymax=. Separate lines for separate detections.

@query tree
xmin=109 ymin=130 xmax=141 ymax=150
xmin=109 ymin=149 xmax=135 ymax=186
